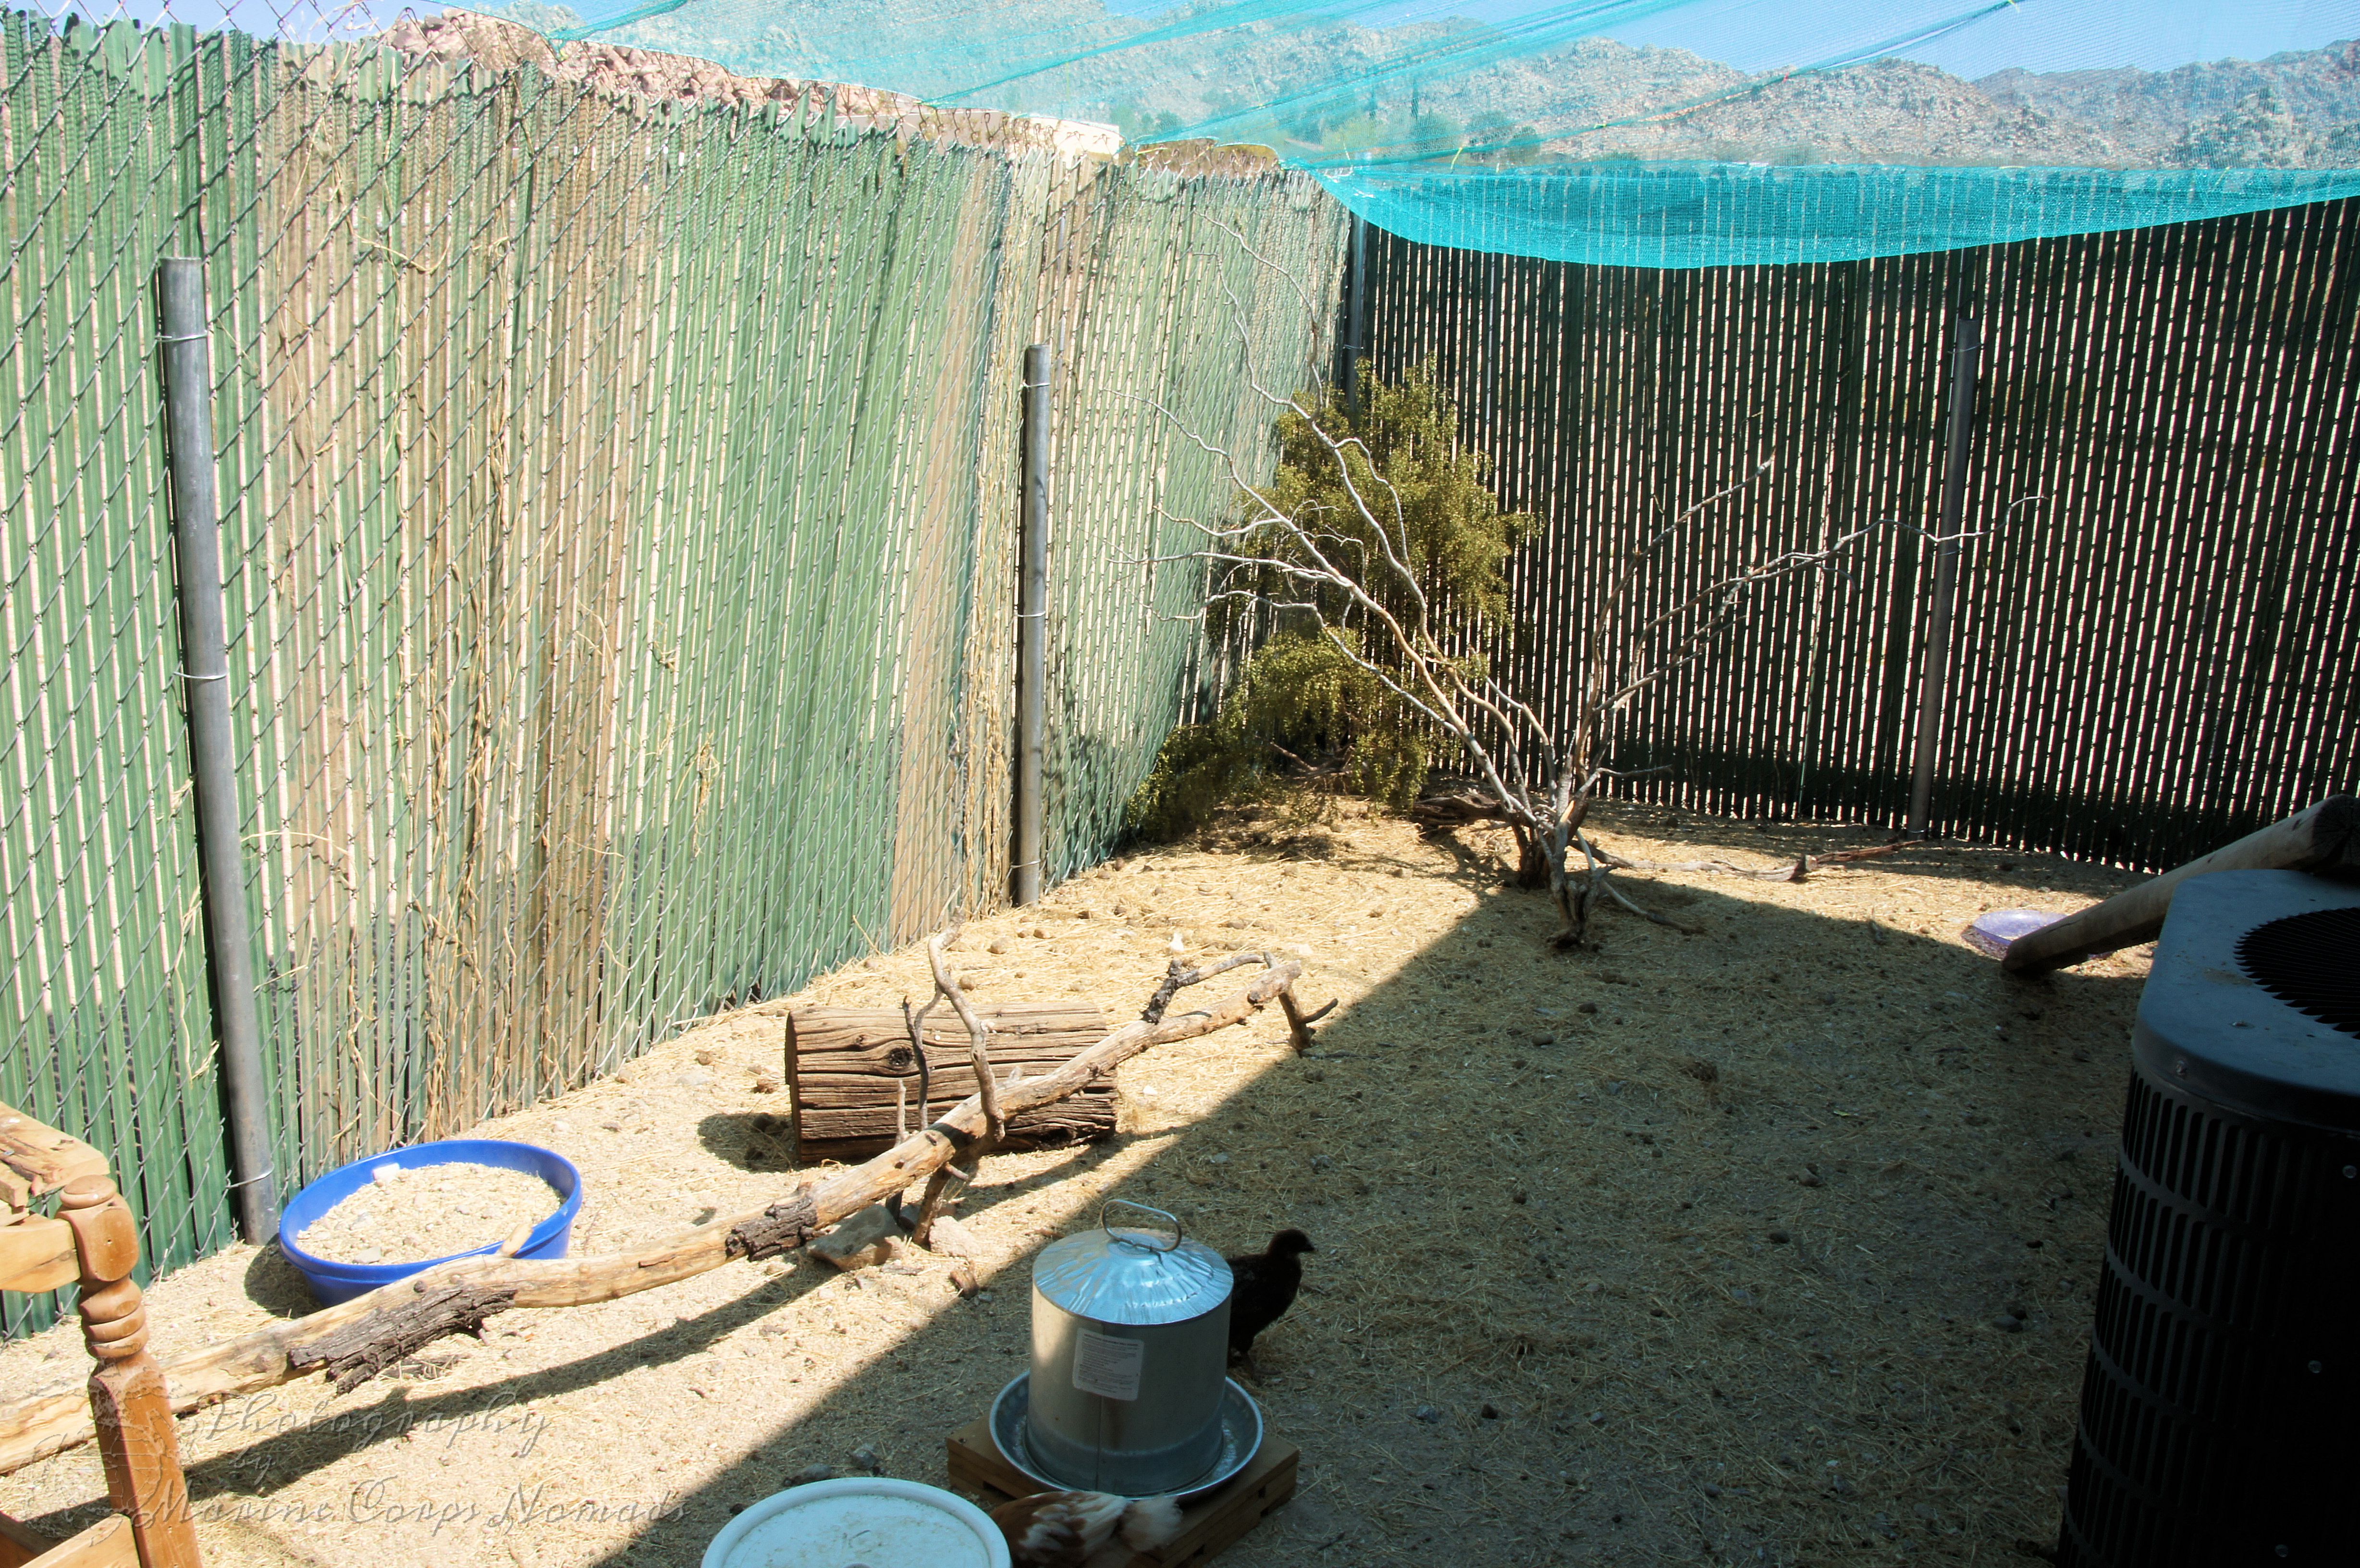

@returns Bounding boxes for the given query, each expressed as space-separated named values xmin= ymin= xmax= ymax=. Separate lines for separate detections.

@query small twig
xmin=901 ymin=996 xmax=936 ymax=1130
xmin=927 ymin=929 xmax=1002 ymax=1144
xmin=908 ymin=1159 xmax=976 ymax=1250
xmin=1277 ymin=989 xmax=1335 ymax=1051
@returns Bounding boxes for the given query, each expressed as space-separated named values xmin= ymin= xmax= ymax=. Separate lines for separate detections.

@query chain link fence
xmin=0 ymin=0 xmax=1345 ymax=1334
xmin=1357 ymin=206 xmax=2360 ymax=870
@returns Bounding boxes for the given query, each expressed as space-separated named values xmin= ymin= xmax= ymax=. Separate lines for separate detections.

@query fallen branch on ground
xmin=1621 ymin=839 xmax=1930 ymax=883
xmin=1409 ymin=801 xmax=1928 ymax=888
xmin=0 ymin=959 xmax=1307 ymax=1478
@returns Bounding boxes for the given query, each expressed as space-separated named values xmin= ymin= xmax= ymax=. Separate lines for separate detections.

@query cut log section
xmin=786 ymin=1003 xmax=1115 ymax=1159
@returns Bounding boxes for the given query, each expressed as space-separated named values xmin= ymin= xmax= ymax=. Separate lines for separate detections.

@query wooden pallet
xmin=946 ymin=1418 xmax=1297 ymax=1568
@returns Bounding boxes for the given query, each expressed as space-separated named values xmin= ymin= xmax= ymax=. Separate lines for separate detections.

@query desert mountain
xmin=503 ymin=0 xmax=2360 ymax=169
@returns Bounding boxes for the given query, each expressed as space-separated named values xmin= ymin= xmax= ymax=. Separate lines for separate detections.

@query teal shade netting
xmin=475 ymin=0 xmax=2360 ymax=265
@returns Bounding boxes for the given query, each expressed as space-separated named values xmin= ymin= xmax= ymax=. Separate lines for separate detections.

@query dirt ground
xmin=0 ymin=800 xmax=2152 ymax=1567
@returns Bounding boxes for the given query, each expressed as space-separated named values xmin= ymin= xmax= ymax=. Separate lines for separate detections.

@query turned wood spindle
xmin=60 ymin=1176 xmax=202 ymax=1568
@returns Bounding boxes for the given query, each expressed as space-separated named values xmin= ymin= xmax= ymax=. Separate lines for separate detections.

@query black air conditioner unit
xmin=2060 ymin=870 xmax=2360 ymax=1566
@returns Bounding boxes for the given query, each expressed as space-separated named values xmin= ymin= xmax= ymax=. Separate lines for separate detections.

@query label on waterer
xmin=1070 ymin=1326 xmax=1145 ymax=1401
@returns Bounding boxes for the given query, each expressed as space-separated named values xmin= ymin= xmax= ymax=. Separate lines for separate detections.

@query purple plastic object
xmin=1963 ymin=908 xmax=2066 ymax=959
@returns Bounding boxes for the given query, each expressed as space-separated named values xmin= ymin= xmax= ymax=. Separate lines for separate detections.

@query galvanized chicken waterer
xmin=1021 ymin=1200 xmax=1235 ymax=1495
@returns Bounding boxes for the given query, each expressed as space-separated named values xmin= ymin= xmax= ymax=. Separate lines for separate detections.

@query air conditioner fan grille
xmin=2235 ymin=906 xmax=2360 ymax=1039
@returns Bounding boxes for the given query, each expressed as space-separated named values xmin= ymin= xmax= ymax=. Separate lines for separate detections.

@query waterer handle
xmin=1101 ymin=1199 xmax=1183 ymax=1251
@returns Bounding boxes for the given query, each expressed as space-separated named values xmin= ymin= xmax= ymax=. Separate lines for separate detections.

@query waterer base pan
xmin=988 ymin=1372 xmax=1264 ymax=1501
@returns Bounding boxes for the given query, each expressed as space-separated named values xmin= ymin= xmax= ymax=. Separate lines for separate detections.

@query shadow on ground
xmin=12 ymin=815 xmax=2140 ymax=1568
xmin=558 ymin=851 xmax=2135 ymax=1566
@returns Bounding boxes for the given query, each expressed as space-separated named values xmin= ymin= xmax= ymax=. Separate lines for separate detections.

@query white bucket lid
xmin=700 ymin=1477 xmax=1010 ymax=1568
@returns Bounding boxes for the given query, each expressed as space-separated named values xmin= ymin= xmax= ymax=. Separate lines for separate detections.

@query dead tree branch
xmin=927 ymin=929 xmax=1003 ymax=1144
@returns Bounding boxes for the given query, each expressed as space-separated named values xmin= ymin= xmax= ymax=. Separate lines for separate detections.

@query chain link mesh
xmin=0 ymin=0 xmax=1344 ymax=1334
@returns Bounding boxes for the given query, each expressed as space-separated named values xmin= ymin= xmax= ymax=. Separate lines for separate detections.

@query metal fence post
xmin=1907 ymin=312 xmax=1981 ymax=839
xmin=158 ymin=258 xmax=277 ymax=1240
xmin=1342 ymin=214 xmax=1369 ymax=418
xmin=1013 ymin=343 xmax=1051 ymax=906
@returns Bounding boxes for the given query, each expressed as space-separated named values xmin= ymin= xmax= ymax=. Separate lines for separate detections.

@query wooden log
xmin=787 ymin=1002 xmax=1114 ymax=1159
xmin=0 ymin=1509 xmax=61 ymax=1568
xmin=0 ymin=962 xmax=1303 ymax=1479
xmin=2003 ymin=795 xmax=2360 ymax=974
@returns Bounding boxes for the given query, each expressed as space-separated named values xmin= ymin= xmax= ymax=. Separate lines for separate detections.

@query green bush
xmin=1124 ymin=366 xmax=1530 ymax=843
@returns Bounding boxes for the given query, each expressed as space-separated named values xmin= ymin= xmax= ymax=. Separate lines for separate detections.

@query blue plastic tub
xmin=276 ymin=1139 xmax=582 ymax=1306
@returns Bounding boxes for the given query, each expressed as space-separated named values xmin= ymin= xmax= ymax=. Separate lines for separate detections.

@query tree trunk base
xmin=1511 ymin=827 xmax=1552 ymax=891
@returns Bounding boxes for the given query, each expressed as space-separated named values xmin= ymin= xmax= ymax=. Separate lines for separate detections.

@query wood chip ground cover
xmin=0 ymin=802 xmax=2149 ymax=1567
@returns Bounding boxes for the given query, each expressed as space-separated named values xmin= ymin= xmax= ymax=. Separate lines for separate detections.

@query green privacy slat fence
xmin=1356 ymin=199 xmax=2360 ymax=872
xmin=0 ymin=11 xmax=1343 ymax=1335
xmin=0 ymin=16 xmax=234 ymax=1337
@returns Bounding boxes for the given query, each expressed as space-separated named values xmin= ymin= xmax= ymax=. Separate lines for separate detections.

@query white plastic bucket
xmin=700 ymin=1477 xmax=1010 ymax=1568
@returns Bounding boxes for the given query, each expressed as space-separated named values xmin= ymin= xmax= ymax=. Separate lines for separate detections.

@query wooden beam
xmin=0 ymin=1218 xmax=77 ymax=1297
xmin=0 ymin=1104 xmax=109 ymax=1217
xmin=2004 ymin=796 xmax=2359 ymax=973
xmin=16 ymin=1516 xmax=135 ymax=1568
xmin=0 ymin=1510 xmax=59 ymax=1568
xmin=0 ymin=962 xmax=1303 ymax=1479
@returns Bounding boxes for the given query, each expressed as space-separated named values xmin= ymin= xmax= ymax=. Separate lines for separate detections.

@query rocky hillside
xmin=381 ymin=12 xmax=1126 ymax=159
xmin=504 ymin=0 xmax=2360 ymax=169
xmin=1979 ymin=38 xmax=2360 ymax=166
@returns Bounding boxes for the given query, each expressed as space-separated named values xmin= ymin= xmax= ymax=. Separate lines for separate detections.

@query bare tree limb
xmin=1131 ymin=229 xmax=1979 ymax=950
xmin=927 ymin=929 xmax=1003 ymax=1144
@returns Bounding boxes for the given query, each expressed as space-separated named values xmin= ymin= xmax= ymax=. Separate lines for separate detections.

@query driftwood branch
xmin=1140 ymin=951 xmax=1265 ymax=1024
xmin=1594 ymin=873 xmax=1703 ymax=934
xmin=928 ymin=930 xmax=1004 ymax=1144
xmin=1277 ymin=990 xmax=1333 ymax=1050
xmin=0 ymin=961 xmax=1305 ymax=1478
xmin=899 ymin=997 xmax=937 ymax=1139
xmin=284 ymin=1281 xmax=517 ymax=1396
xmin=1618 ymin=839 xmax=1929 ymax=882
xmin=2003 ymin=795 xmax=2358 ymax=973
xmin=905 ymin=1157 xmax=977 ymax=1250
xmin=724 ymin=1190 xmax=822 ymax=1262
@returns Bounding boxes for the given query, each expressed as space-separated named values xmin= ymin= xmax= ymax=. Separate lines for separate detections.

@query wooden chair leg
xmin=59 ymin=1179 xmax=201 ymax=1568
xmin=7 ymin=1514 xmax=135 ymax=1568
xmin=0 ymin=1509 xmax=57 ymax=1567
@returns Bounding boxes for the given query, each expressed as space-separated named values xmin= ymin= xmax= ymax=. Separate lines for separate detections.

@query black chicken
xmin=1225 ymin=1228 xmax=1315 ymax=1374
